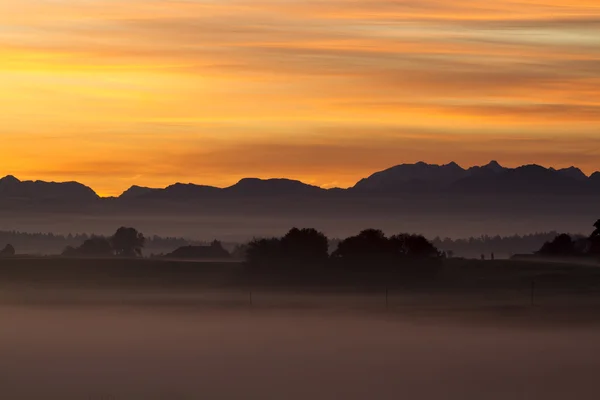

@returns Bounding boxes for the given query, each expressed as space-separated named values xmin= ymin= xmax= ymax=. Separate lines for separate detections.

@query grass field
xmin=2 ymin=257 xmax=600 ymax=398
xmin=1 ymin=257 xmax=600 ymax=319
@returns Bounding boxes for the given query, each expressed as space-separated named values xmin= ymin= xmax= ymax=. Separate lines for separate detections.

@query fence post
xmin=386 ymin=288 xmax=389 ymax=310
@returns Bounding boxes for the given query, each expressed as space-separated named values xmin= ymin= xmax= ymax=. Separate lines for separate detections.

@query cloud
xmin=1 ymin=0 xmax=599 ymax=195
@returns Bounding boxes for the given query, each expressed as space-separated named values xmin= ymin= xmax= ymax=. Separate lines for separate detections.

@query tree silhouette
xmin=332 ymin=229 xmax=390 ymax=260
xmin=0 ymin=244 xmax=15 ymax=257
xmin=389 ymin=234 xmax=442 ymax=258
xmin=538 ymin=233 xmax=576 ymax=256
xmin=593 ymin=219 xmax=600 ymax=236
xmin=61 ymin=246 xmax=77 ymax=257
xmin=332 ymin=229 xmax=441 ymax=264
xmin=281 ymin=228 xmax=329 ymax=263
xmin=245 ymin=228 xmax=330 ymax=266
xmin=246 ymin=237 xmax=283 ymax=266
xmin=111 ymin=227 xmax=145 ymax=257
xmin=231 ymin=243 xmax=249 ymax=260
xmin=62 ymin=237 xmax=113 ymax=257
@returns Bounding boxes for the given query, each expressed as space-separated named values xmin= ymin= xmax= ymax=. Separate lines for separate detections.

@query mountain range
xmin=1 ymin=161 xmax=600 ymax=203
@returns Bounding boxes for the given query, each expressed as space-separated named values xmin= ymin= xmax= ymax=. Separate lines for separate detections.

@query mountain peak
xmin=120 ymin=185 xmax=155 ymax=199
xmin=0 ymin=176 xmax=98 ymax=201
xmin=482 ymin=160 xmax=505 ymax=172
xmin=353 ymin=161 xmax=467 ymax=192
xmin=0 ymin=175 xmax=21 ymax=184
xmin=444 ymin=161 xmax=462 ymax=169
xmin=228 ymin=177 xmax=324 ymax=195
xmin=557 ymin=166 xmax=588 ymax=180
xmin=235 ymin=177 xmax=311 ymax=185
xmin=516 ymin=164 xmax=550 ymax=173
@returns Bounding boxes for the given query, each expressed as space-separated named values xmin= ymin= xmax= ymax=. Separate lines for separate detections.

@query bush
xmin=0 ymin=244 xmax=15 ymax=257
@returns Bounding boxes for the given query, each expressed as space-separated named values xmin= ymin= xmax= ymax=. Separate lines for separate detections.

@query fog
xmin=1 ymin=193 xmax=598 ymax=241
xmin=1 ymin=303 xmax=599 ymax=399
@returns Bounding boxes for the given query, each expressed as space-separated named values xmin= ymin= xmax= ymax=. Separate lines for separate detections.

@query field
xmin=1 ymin=257 xmax=600 ymax=321
xmin=2 ymin=257 xmax=600 ymax=398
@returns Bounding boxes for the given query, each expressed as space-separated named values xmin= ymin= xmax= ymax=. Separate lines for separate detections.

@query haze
xmin=1 ymin=305 xmax=600 ymax=399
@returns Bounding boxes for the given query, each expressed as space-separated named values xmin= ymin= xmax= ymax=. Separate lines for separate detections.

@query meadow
xmin=2 ymin=257 xmax=600 ymax=398
xmin=1 ymin=256 xmax=599 ymax=319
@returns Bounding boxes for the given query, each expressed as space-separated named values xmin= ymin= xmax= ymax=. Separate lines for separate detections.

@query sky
xmin=1 ymin=0 xmax=599 ymax=196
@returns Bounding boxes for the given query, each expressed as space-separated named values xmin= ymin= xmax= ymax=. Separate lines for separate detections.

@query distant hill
xmin=0 ymin=175 xmax=98 ymax=202
xmin=119 ymin=185 xmax=156 ymax=199
xmin=352 ymin=161 xmax=600 ymax=194
xmin=119 ymin=178 xmax=324 ymax=201
xmin=2 ymin=161 xmax=599 ymax=205
xmin=352 ymin=161 xmax=466 ymax=192
xmin=449 ymin=164 xmax=592 ymax=194
xmin=555 ymin=167 xmax=588 ymax=181
xmin=224 ymin=178 xmax=325 ymax=196
xmin=120 ymin=183 xmax=221 ymax=201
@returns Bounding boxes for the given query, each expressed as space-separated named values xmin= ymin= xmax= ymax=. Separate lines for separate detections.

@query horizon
xmin=2 ymin=0 xmax=600 ymax=196
xmin=2 ymin=159 xmax=599 ymax=197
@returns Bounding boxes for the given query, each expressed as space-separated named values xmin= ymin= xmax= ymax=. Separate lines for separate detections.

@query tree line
xmin=0 ymin=220 xmax=598 ymax=261
xmin=62 ymin=227 xmax=146 ymax=258
xmin=430 ymin=232 xmax=585 ymax=259
xmin=537 ymin=220 xmax=600 ymax=256
xmin=245 ymin=228 xmax=443 ymax=267
xmin=0 ymin=230 xmax=212 ymax=256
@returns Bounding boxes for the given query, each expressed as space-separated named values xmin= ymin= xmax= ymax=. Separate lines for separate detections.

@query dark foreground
xmin=1 ymin=306 xmax=600 ymax=399
xmin=1 ymin=257 xmax=600 ymax=311
xmin=1 ymin=257 xmax=600 ymax=399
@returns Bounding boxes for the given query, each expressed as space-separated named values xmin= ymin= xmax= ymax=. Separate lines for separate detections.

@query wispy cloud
xmin=1 ymin=0 xmax=599 ymax=194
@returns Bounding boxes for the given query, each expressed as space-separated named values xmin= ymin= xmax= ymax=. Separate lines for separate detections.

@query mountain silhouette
xmin=450 ymin=164 xmax=592 ymax=194
xmin=225 ymin=178 xmax=325 ymax=196
xmin=353 ymin=162 xmax=599 ymax=195
xmin=555 ymin=166 xmax=588 ymax=181
xmin=0 ymin=175 xmax=98 ymax=202
xmin=466 ymin=160 xmax=507 ymax=176
xmin=1 ymin=161 xmax=599 ymax=205
xmin=119 ymin=185 xmax=156 ymax=199
xmin=353 ymin=162 xmax=466 ymax=192
xmin=591 ymin=172 xmax=600 ymax=188
xmin=481 ymin=160 xmax=505 ymax=173
xmin=120 ymin=183 xmax=220 ymax=201
xmin=120 ymin=178 xmax=324 ymax=201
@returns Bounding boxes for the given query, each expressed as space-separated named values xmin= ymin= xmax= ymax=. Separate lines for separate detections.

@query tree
xmin=538 ymin=233 xmax=576 ymax=256
xmin=593 ymin=219 xmax=600 ymax=236
xmin=590 ymin=219 xmax=600 ymax=254
xmin=0 ymin=244 xmax=15 ymax=257
xmin=389 ymin=234 xmax=442 ymax=258
xmin=61 ymin=245 xmax=77 ymax=257
xmin=281 ymin=228 xmax=329 ymax=263
xmin=332 ymin=229 xmax=391 ymax=260
xmin=245 ymin=237 xmax=283 ymax=266
xmin=111 ymin=227 xmax=145 ymax=257
xmin=62 ymin=237 xmax=113 ymax=257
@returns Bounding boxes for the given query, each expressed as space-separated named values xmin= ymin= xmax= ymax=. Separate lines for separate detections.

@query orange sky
xmin=1 ymin=0 xmax=599 ymax=196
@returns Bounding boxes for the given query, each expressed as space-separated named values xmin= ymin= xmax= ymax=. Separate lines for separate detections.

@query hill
xmin=0 ymin=175 xmax=98 ymax=202
xmin=3 ymin=161 xmax=599 ymax=202
xmin=1 ymin=162 xmax=599 ymax=240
